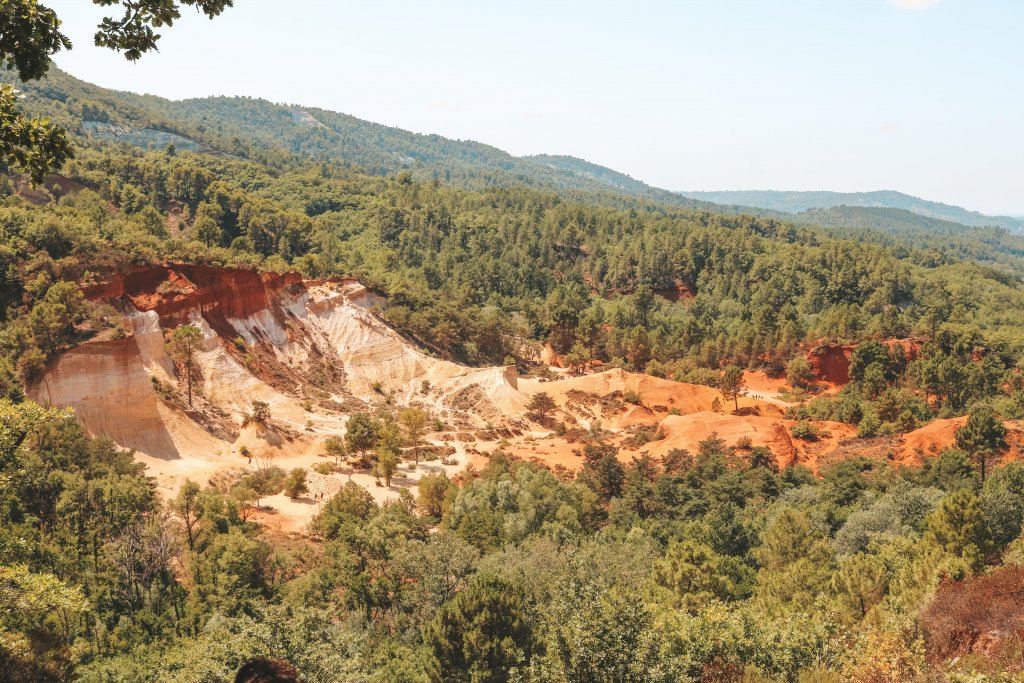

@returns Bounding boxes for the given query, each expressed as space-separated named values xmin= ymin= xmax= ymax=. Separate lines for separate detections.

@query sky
xmin=46 ymin=0 xmax=1024 ymax=215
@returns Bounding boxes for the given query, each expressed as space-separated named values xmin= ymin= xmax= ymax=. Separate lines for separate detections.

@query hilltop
xmin=6 ymin=67 xmax=722 ymax=210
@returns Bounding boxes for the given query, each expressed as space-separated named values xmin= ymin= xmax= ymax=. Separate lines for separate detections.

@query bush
xmin=786 ymin=356 xmax=815 ymax=390
xmin=312 ymin=462 xmax=334 ymax=475
xmin=417 ymin=472 xmax=455 ymax=518
xmin=244 ymin=400 xmax=271 ymax=426
xmin=241 ymin=466 xmax=286 ymax=498
xmin=791 ymin=421 xmax=825 ymax=441
xmin=858 ymin=411 xmax=880 ymax=438
xmin=284 ymin=467 xmax=308 ymax=499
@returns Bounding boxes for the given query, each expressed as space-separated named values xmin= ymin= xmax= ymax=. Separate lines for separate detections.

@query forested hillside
xmin=789 ymin=206 xmax=1024 ymax=269
xmin=5 ymin=67 xmax=722 ymax=208
xmin=4 ymin=65 xmax=1024 ymax=683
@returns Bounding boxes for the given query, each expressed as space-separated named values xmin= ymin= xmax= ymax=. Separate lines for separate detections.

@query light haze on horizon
xmin=45 ymin=0 xmax=1024 ymax=215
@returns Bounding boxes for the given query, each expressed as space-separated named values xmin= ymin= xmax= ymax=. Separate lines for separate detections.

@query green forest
xmin=3 ymin=5 xmax=1024 ymax=679
xmin=6 ymin=397 xmax=1024 ymax=681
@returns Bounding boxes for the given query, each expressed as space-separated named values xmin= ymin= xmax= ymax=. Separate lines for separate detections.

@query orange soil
xmin=481 ymin=412 xmax=859 ymax=474
xmin=639 ymin=413 xmax=855 ymax=471
xmin=802 ymin=338 xmax=924 ymax=391
xmin=522 ymin=368 xmax=783 ymax=430
xmin=472 ymin=436 xmax=584 ymax=473
xmin=787 ymin=420 xmax=860 ymax=471
xmin=743 ymin=370 xmax=788 ymax=395
xmin=807 ymin=343 xmax=854 ymax=386
xmin=540 ymin=344 xmax=566 ymax=369
xmin=654 ymin=280 xmax=695 ymax=302
xmin=896 ymin=417 xmax=968 ymax=463
xmin=641 ymin=411 xmax=797 ymax=466
xmin=893 ymin=417 xmax=1024 ymax=468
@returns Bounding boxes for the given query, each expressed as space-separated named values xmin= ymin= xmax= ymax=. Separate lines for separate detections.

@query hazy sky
xmin=46 ymin=0 xmax=1023 ymax=215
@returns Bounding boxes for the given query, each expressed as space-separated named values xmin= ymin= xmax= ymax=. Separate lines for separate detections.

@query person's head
xmin=234 ymin=657 xmax=300 ymax=683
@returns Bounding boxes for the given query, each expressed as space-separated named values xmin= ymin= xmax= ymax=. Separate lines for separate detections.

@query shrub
xmin=244 ymin=400 xmax=271 ymax=426
xmin=417 ymin=472 xmax=455 ymax=518
xmin=858 ymin=411 xmax=881 ymax=438
xmin=786 ymin=356 xmax=815 ymax=390
xmin=791 ymin=421 xmax=825 ymax=441
xmin=241 ymin=466 xmax=286 ymax=498
xmin=284 ymin=467 xmax=309 ymax=499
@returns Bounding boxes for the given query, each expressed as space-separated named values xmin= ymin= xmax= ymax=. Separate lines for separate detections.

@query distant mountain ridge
xmin=7 ymin=67 xmax=1018 ymax=236
xmin=6 ymin=67 xmax=731 ymax=211
xmin=677 ymin=190 xmax=1024 ymax=231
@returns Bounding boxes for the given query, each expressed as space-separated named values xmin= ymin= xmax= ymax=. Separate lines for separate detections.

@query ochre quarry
xmin=32 ymin=265 xmax=526 ymax=530
xmin=28 ymin=265 xmax=879 ymax=532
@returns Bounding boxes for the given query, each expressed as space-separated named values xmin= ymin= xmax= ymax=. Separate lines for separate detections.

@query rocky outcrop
xmin=654 ymin=280 xmax=695 ymax=302
xmin=804 ymin=339 xmax=925 ymax=387
xmin=806 ymin=343 xmax=855 ymax=385
xmin=884 ymin=337 xmax=925 ymax=362
xmin=82 ymin=264 xmax=305 ymax=335
xmin=645 ymin=411 xmax=798 ymax=468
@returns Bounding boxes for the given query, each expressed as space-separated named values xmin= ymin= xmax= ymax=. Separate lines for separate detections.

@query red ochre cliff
xmin=81 ymin=264 xmax=306 ymax=334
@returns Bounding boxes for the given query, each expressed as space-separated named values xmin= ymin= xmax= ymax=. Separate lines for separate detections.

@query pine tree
xmin=719 ymin=365 xmax=746 ymax=412
xmin=425 ymin=575 xmax=532 ymax=683
xmin=923 ymin=490 xmax=995 ymax=571
xmin=399 ymin=407 xmax=428 ymax=468
xmin=955 ymin=406 xmax=1007 ymax=481
xmin=168 ymin=324 xmax=203 ymax=406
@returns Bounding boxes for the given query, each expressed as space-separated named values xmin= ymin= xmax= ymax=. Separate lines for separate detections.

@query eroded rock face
xmin=653 ymin=280 xmax=695 ymax=302
xmin=31 ymin=335 xmax=173 ymax=455
xmin=804 ymin=339 xmax=924 ymax=387
xmin=82 ymin=264 xmax=305 ymax=333
xmin=806 ymin=344 xmax=854 ymax=386
xmin=35 ymin=265 xmax=526 ymax=466
xmin=884 ymin=337 xmax=924 ymax=362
